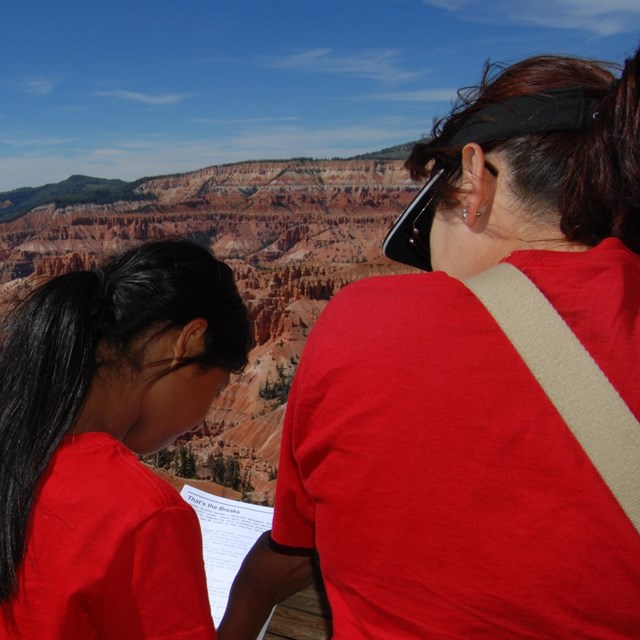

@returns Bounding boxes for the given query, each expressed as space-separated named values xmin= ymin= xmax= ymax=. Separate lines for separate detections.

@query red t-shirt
xmin=272 ymin=238 xmax=640 ymax=639
xmin=0 ymin=432 xmax=216 ymax=640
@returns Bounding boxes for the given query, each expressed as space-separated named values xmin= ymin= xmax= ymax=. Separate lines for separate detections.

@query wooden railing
xmin=265 ymin=578 xmax=332 ymax=640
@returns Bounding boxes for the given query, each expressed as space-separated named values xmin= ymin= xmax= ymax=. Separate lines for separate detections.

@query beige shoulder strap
xmin=464 ymin=263 xmax=640 ymax=533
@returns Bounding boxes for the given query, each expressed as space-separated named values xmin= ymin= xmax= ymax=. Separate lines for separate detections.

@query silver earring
xmin=476 ymin=209 xmax=484 ymax=218
xmin=462 ymin=207 xmax=468 ymax=221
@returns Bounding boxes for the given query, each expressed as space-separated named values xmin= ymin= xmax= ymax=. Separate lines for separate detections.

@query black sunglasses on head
xmin=382 ymin=167 xmax=446 ymax=271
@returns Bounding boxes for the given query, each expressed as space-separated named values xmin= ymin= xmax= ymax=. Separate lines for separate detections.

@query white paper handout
xmin=180 ymin=485 xmax=274 ymax=636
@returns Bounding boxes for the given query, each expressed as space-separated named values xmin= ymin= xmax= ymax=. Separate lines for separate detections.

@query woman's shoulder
xmin=304 ymin=270 xmax=477 ymax=353
xmin=328 ymin=270 xmax=466 ymax=310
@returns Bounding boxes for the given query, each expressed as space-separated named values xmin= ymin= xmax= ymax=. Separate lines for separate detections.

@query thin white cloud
xmin=90 ymin=147 xmax=129 ymax=157
xmin=266 ymin=48 xmax=422 ymax=83
xmin=1 ymin=136 xmax=77 ymax=148
xmin=95 ymin=90 xmax=190 ymax=105
xmin=423 ymin=0 xmax=640 ymax=36
xmin=361 ymin=89 xmax=457 ymax=102
xmin=220 ymin=122 xmax=420 ymax=159
xmin=15 ymin=77 xmax=60 ymax=96
xmin=46 ymin=105 xmax=86 ymax=114
xmin=193 ymin=116 xmax=301 ymax=126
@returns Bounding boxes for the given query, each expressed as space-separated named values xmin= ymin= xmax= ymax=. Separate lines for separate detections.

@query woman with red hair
xmin=220 ymin=45 xmax=640 ymax=639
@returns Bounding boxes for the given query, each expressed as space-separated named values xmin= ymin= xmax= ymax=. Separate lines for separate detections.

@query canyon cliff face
xmin=0 ymin=158 xmax=419 ymax=503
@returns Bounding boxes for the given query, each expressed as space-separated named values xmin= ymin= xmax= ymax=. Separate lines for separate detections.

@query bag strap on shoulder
xmin=464 ymin=263 xmax=640 ymax=533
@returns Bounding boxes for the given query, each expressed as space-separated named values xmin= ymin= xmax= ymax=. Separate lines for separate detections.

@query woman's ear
xmin=460 ymin=142 xmax=494 ymax=228
xmin=172 ymin=318 xmax=209 ymax=366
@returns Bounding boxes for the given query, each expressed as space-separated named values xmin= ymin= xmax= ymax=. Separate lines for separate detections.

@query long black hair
xmin=0 ymin=238 xmax=251 ymax=601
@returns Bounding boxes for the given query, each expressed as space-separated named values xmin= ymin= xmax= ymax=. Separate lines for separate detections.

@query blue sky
xmin=1 ymin=0 xmax=638 ymax=191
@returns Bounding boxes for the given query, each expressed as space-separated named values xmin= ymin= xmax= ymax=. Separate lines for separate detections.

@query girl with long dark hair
xmin=0 ymin=238 xmax=251 ymax=639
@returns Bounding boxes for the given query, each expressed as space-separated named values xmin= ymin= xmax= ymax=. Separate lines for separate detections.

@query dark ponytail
xmin=0 ymin=271 xmax=102 ymax=601
xmin=0 ymin=238 xmax=251 ymax=601
xmin=561 ymin=49 xmax=640 ymax=252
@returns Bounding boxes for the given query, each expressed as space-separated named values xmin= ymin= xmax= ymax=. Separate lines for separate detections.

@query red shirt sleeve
xmin=93 ymin=505 xmax=217 ymax=640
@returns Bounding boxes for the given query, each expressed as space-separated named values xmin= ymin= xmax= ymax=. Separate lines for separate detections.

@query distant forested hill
xmin=0 ymin=175 xmax=154 ymax=222
xmin=349 ymin=140 xmax=416 ymax=160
